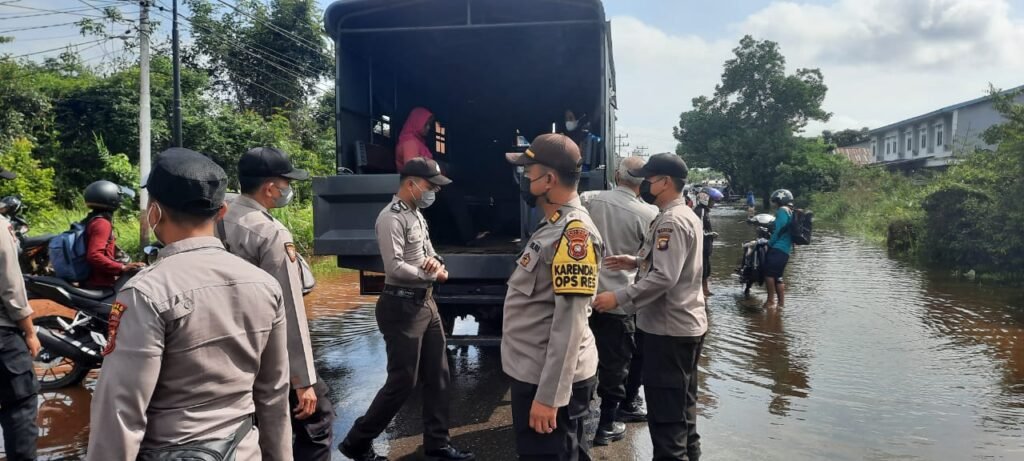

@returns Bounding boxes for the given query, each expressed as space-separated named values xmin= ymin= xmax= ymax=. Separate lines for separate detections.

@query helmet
xmin=770 ymin=189 xmax=794 ymax=206
xmin=84 ymin=180 xmax=134 ymax=210
xmin=0 ymin=196 xmax=23 ymax=216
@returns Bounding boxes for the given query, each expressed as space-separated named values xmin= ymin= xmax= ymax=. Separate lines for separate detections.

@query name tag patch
xmin=552 ymin=220 xmax=598 ymax=296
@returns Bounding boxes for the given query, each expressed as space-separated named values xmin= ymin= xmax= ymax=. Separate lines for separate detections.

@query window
xmin=920 ymin=129 xmax=927 ymax=151
xmin=872 ymin=142 xmax=877 ymax=158
xmin=372 ymin=115 xmax=391 ymax=138
xmin=434 ymin=121 xmax=446 ymax=155
xmin=935 ymin=124 xmax=944 ymax=148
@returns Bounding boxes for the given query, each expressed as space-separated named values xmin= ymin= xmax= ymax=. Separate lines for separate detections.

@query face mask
xmin=412 ymin=181 xmax=436 ymax=209
xmin=147 ymin=202 xmax=164 ymax=244
xmin=272 ymin=183 xmax=294 ymax=208
xmin=565 ymin=120 xmax=578 ymax=132
xmin=519 ymin=173 xmax=547 ymax=208
xmin=639 ymin=179 xmax=658 ymax=204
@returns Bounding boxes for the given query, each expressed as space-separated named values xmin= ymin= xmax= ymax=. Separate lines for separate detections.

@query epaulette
xmin=390 ymin=201 xmax=409 ymax=213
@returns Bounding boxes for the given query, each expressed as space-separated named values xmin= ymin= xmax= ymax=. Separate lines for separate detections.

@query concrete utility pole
xmin=171 ymin=0 xmax=182 ymax=147
xmin=615 ymin=133 xmax=630 ymax=157
xmin=139 ymin=1 xmax=152 ymax=244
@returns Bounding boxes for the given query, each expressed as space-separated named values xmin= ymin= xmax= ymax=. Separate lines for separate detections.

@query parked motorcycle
xmin=29 ymin=245 xmax=158 ymax=389
xmin=1 ymin=195 xmax=56 ymax=276
xmin=736 ymin=213 xmax=775 ymax=298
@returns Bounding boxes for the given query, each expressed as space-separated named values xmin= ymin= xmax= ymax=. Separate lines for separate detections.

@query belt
xmin=0 ymin=325 xmax=21 ymax=335
xmin=382 ymin=284 xmax=433 ymax=302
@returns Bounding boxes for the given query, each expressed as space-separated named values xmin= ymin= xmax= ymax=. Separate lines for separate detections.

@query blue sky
xmin=4 ymin=0 xmax=1024 ymax=153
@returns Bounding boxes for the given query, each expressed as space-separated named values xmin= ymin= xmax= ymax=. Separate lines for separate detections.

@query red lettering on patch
xmin=102 ymin=302 xmax=127 ymax=356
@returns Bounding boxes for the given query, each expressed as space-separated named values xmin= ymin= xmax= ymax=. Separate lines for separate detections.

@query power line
xmin=9 ymin=37 xmax=119 ymax=58
xmin=0 ymin=22 xmax=82 ymax=33
xmin=207 ymin=0 xmax=325 ymax=55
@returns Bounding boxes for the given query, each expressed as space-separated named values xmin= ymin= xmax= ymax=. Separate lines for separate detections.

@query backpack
xmin=786 ymin=207 xmax=813 ymax=245
xmin=49 ymin=219 xmax=94 ymax=282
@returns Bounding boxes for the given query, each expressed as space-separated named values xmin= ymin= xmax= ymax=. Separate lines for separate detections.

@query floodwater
xmin=6 ymin=207 xmax=1024 ymax=460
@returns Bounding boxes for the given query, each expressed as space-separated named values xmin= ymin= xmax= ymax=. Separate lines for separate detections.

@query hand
xmin=421 ymin=257 xmax=442 ymax=275
xmin=293 ymin=386 xmax=318 ymax=420
xmin=756 ymin=238 xmax=769 ymax=246
xmin=603 ymin=255 xmax=637 ymax=271
xmin=529 ymin=400 xmax=558 ymax=434
xmin=24 ymin=333 xmax=41 ymax=358
xmin=125 ymin=262 xmax=147 ymax=271
xmin=435 ymin=268 xmax=449 ymax=283
xmin=591 ymin=291 xmax=619 ymax=313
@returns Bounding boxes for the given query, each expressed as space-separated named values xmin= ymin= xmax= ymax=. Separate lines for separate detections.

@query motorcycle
xmin=29 ymin=245 xmax=159 ymax=390
xmin=1 ymin=195 xmax=56 ymax=276
xmin=736 ymin=213 xmax=775 ymax=298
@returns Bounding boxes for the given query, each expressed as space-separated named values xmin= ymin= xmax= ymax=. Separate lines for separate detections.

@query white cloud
xmin=610 ymin=0 xmax=1024 ymax=154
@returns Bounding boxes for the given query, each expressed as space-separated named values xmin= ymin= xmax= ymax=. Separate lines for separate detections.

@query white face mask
xmin=565 ymin=120 xmax=578 ymax=132
xmin=147 ymin=202 xmax=164 ymax=244
xmin=272 ymin=183 xmax=294 ymax=208
xmin=412 ymin=181 xmax=436 ymax=209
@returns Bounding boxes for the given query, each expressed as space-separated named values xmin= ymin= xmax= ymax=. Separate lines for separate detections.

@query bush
xmin=809 ymin=167 xmax=927 ymax=244
xmin=0 ymin=137 xmax=56 ymax=213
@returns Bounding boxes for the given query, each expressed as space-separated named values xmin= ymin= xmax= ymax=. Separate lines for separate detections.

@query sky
xmin=4 ymin=0 xmax=1024 ymax=154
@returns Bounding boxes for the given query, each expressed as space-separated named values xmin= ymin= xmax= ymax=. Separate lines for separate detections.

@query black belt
xmin=0 ymin=325 xmax=21 ymax=335
xmin=382 ymin=284 xmax=433 ymax=302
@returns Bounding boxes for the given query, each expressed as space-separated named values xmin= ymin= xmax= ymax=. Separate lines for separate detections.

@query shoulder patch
xmin=657 ymin=227 xmax=673 ymax=234
xmin=390 ymin=201 xmax=409 ymax=213
xmin=284 ymin=242 xmax=297 ymax=263
xmin=552 ymin=220 xmax=598 ymax=296
xmin=102 ymin=302 xmax=127 ymax=356
xmin=656 ymin=234 xmax=671 ymax=251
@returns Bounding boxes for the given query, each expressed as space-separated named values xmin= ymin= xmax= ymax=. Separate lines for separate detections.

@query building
xmin=833 ymin=147 xmax=872 ymax=166
xmin=845 ymin=86 xmax=1024 ymax=169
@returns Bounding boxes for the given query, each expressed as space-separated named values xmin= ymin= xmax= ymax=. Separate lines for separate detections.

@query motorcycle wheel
xmin=33 ymin=315 xmax=92 ymax=390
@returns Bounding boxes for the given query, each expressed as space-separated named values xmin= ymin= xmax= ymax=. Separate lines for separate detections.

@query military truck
xmin=314 ymin=0 xmax=617 ymax=342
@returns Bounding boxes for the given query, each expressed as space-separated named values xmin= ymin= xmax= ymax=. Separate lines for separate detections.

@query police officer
xmin=580 ymin=156 xmax=658 ymax=445
xmin=339 ymin=157 xmax=473 ymax=461
xmin=593 ymin=153 xmax=708 ymax=461
xmin=0 ymin=166 xmax=40 ymax=461
xmin=502 ymin=134 xmax=602 ymax=461
xmin=86 ymin=148 xmax=291 ymax=461
xmin=217 ymin=147 xmax=335 ymax=460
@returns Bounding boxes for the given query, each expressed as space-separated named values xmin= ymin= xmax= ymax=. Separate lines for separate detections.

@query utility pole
xmin=615 ymin=133 xmax=630 ymax=158
xmin=139 ymin=1 xmax=152 ymax=244
xmin=171 ymin=0 xmax=182 ymax=147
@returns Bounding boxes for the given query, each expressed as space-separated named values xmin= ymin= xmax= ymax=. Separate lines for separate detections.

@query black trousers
xmin=510 ymin=375 xmax=597 ymax=461
xmin=641 ymin=331 xmax=704 ymax=461
xmin=290 ymin=376 xmax=336 ymax=461
xmin=345 ymin=294 xmax=451 ymax=451
xmin=588 ymin=312 xmax=635 ymax=423
xmin=625 ymin=322 xmax=645 ymax=403
xmin=0 ymin=329 xmax=39 ymax=461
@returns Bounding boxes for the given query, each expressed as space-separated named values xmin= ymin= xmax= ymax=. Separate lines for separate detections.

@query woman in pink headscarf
xmin=395 ymin=107 xmax=435 ymax=171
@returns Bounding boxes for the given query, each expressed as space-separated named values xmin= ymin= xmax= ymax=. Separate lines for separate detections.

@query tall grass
xmin=809 ymin=167 xmax=928 ymax=244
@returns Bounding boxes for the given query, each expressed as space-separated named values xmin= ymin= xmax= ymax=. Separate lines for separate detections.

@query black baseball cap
xmin=629 ymin=153 xmax=688 ymax=179
xmin=401 ymin=157 xmax=451 ymax=186
xmin=239 ymin=146 xmax=310 ymax=180
xmin=143 ymin=148 xmax=227 ymax=214
xmin=505 ymin=133 xmax=582 ymax=174
xmin=0 ymin=167 xmax=15 ymax=180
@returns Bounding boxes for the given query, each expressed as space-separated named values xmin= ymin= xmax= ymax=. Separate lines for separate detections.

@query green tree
xmin=186 ymin=0 xmax=331 ymax=115
xmin=0 ymin=138 xmax=56 ymax=213
xmin=822 ymin=127 xmax=870 ymax=147
xmin=674 ymin=36 xmax=831 ymax=202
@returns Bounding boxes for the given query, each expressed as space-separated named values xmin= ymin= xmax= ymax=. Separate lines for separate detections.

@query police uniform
xmin=0 ymin=205 xmax=40 ymax=461
xmin=218 ymin=147 xmax=335 ymax=461
xmin=86 ymin=148 xmax=292 ymax=461
xmin=582 ymin=185 xmax=658 ymax=436
xmin=341 ymin=158 xmax=472 ymax=461
xmin=614 ymin=154 xmax=708 ymax=461
xmin=503 ymin=134 xmax=602 ymax=461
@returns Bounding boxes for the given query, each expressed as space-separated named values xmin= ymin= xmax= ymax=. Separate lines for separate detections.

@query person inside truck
xmin=563 ymin=110 xmax=589 ymax=147
xmin=396 ymin=107 xmax=479 ymax=245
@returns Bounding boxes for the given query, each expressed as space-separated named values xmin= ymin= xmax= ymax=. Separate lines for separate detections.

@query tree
xmin=822 ymin=127 xmax=869 ymax=147
xmin=186 ymin=0 xmax=331 ymax=115
xmin=674 ymin=36 xmax=831 ymax=202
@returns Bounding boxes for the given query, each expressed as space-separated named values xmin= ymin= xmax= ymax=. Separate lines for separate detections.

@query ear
xmin=215 ymin=204 xmax=228 ymax=221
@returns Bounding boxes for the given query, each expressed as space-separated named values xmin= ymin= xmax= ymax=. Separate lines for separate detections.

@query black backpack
xmin=786 ymin=207 xmax=813 ymax=245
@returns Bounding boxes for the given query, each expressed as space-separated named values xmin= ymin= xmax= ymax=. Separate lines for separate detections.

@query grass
xmin=809 ymin=168 xmax=928 ymax=245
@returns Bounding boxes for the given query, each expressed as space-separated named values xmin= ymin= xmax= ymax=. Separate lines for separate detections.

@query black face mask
xmin=519 ymin=173 xmax=546 ymax=207
xmin=639 ymin=179 xmax=658 ymax=204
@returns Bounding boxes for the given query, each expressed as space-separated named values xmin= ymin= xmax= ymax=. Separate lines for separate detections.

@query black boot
xmin=338 ymin=438 xmax=388 ymax=461
xmin=618 ymin=396 xmax=648 ymax=423
xmin=424 ymin=444 xmax=475 ymax=460
xmin=593 ymin=421 xmax=627 ymax=446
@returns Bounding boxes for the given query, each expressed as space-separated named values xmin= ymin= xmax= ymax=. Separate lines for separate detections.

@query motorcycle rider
xmin=81 ymin=180 xmax=145 ymax=288
xmin=762 ymin=189 xmax=795 ymax=309
xmin=0 ymin=167 xmax=41 ymax=461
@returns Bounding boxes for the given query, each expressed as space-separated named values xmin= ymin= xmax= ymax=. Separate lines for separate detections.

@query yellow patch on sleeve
xmin=552 ymin=220 xmax=599 ymax=296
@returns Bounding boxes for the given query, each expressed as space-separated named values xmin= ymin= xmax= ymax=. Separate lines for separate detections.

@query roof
xmin=324 ymin=0 xmax=607 ymax=37
xmin=868 ymin=85 xmax=1024 ymax=135
xmin=834 ymin=147 xmax=872 ymax=165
